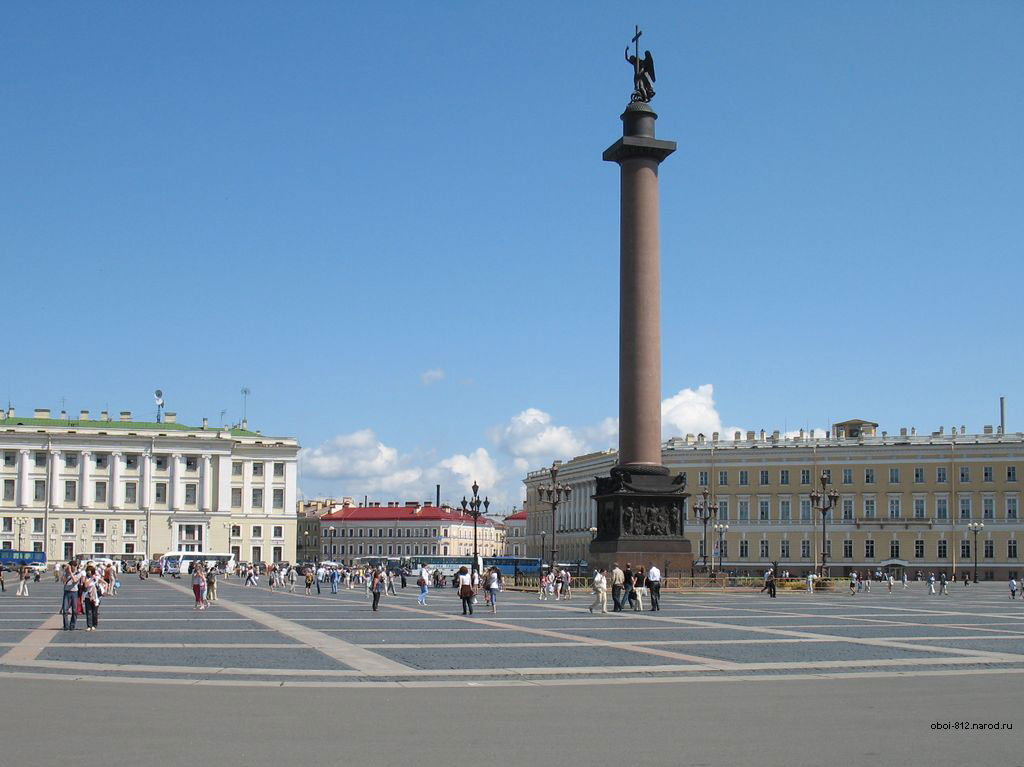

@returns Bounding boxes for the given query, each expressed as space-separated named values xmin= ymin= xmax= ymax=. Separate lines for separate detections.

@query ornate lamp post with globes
xmin=692 ymin=488 xmax=718 ymax=573
xmin=713 ymin=523 xmax=729 ymax=575
xmin=461 ymin=481 xmax=488 ymax=575
xmin=967 ymin=521 xmax=984 ymax=583
xmin=537 ymin=461 xmax=572 ymax=570
xmin=809 ymin=471 xmax=840 ymax=578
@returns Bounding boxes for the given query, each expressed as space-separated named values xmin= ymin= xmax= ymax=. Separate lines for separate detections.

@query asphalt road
xmin=1 ymin=673 xmax=1019 ymax=767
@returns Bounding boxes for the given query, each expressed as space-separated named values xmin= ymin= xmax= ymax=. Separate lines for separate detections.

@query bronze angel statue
xmin=626 ymin=47 xmax=656 ymax=102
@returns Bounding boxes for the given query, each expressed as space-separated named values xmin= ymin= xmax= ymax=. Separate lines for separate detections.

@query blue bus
xmin=0 ymin=550 xmax=46 ymax=570
xmin=405 ymin=554 xmax=541 ymax=577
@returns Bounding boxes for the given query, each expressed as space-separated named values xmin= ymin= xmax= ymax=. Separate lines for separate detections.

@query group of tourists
xmin=454 ymin=565 xmax=503 ymax=615
xmin=591 ymin=563 xmax=662 ymax=613
xmin=190 ymin=562 xmax=219 ymax=609
xmin=59 ymin=560 xmax=119 ymax=630
xmin=537 ymin=568 xmax=574 ymax=601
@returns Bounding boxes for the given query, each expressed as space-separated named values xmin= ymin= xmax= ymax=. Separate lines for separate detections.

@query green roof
xmin=0 ymin=416 xmax=262 ymax=438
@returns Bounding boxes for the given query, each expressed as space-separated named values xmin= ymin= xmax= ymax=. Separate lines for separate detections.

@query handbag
xmin=417 ymin=577 xmax=426 ymax=587
xmin=458 ymin=583 xmax=474 ymax=599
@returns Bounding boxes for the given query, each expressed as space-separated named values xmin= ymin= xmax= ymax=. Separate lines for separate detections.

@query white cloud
xmin=435 ymin=448 xmax=501 ymax=497
xmin=661 ymin=384 xmax=742 ymax=439
xmin=489 ymin=407 xmax=587 ymax=461
xmin=420 ymin=368 xmax=445 ymax=385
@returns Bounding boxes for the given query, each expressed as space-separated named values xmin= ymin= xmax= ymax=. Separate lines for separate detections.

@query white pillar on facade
xmin=140 ymin=453 xmax=152 ymax=508
xmin=216 ymin=455 xmax=231 ymax=513
xmin=17 ymin=449 xmax=31 ymax=507
xmin=170 ymin=454 xmax=182 ymax=510
xmin=200 ymin=454 xmax=213 ymax=512
xmin=49 ymin=451 xmax=61 ymax=507
xmin=111 ymin=451 xmax=123 ymax=509
xmin=285 ymin=461 xmax=298 ymax=516
xmin=80 ymin=450 xmax=91 ymax=509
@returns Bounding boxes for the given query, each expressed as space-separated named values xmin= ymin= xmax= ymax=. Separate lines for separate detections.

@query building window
xmin=124 ymin=542 xmax=135 ymax=554
xmin=273 ymin=525 xmax=283 ymax=538
xmin=698 ymin=471 xmax=708 ymax=487
xmin=125 ymin=519 xmax=135 ymax=535
xmin=1008 ymin=466 xmax=1017 ymax=482
xmin=94 ymin=542 xmax=104 ymax=554
xmin=719 ymin=470 xmax=728 ymax=486
xmin=739 ymin=540 xmax=749 ymax=558
xmin=95 ymin=454 xmax=108 ymax=470
xmin=936 ymin=466 xmax=947 ymax=483
xmin=800 ymin=499 xmax=811 ymax=521
xmin=800 ymin=469 xmax=811 ymax=485
xmin=758 ymin=500 xmax=770 ymax=520
xmin=983 ymin=497 xmax=994 ymax=520
xmin=185 ymin=456 xmax=198 ymax=472
xmin=252 ymin=462 xmax=264 ymax=477
xmin=865 ymin=468 xmax=875 ymax=484
xmin=889 ymin=467 xmax=900 ymax=484
xmin=800 ymin=539 xmax=811 ymax=558
xmin=960 ymin=540 xmax=970 ymax=559
xmin=842 ymin=498 xmax=854 ymax=520
xmin=273 ymin=488 xmax=284 ymax=509
xmin=984 ymin=540 xmax=994 ymax=559
xmin=155 ymin=483 xmax=167 ymax=504
xmin=843 ymin=540 xmax=853 ymax=559
xmin=126 ymin=455 xmax=139 ymax=470
xmin=1008 ymin=539 xmax=1018 ymax=559
xmin=185 ymin=484 xmax=197 ymax=505
xmin=913 ymin=498 xmax=925 ymax=518
xmin=864 ymin=539 xmax=875 ymax=559
xmin=1008 ymin=498 xmax=1019 ymax=520
xmin=155 ymin=456 xmax=167 ymax=471
xmin=252 ymin=526 xmax=263 ymax=538
xmin=2 ymin=479 xmax=13 ymax=501
xmin=914 ymin=539 xmax=924 ymax=558
xmin=31 ymin=518 xmax=42 ymax=533
xmin=759 ymin=540 xmax=769 ymax=558
xmin=738 ymin=500 xmax=749 ymax=521
xmin=2 ymin=451 xmax=14 ymax=467
xmin=822 ymin=469 xmax=832 ymax=483
xmin=936 ymin=497 xmax=948 ymax=520
xmin=914 ymin=467 xmax=924 ymax=483
xmin=65 ymin=453 xmax=78 ymax=469
xmin=864 ymin=498 xmax=875 ymax=518
xmin=252 ymin=489 xmax=263 ymax=508
xmin=34 ymin=452 xmax=46 ymax=467
xmin=842 ymin=468 xmax=853 ymax=485
xmin=274 ymin=462 xmax=285 ymax=477
xmin=890 ymin=540 xmax=900 ymax=559
xmin=94 ymin=519 xmax=105 ymax=534
xmin=125 ymin=482 xmax=137 ymax=504
xmin=779 ymin=470 xmax=789 ymax=486
xmin=780 ymin=539 xmax=790 ymax=558
xmin=888 ymin=498 xmax=900 ymax=519
xmin=938 ymin=539 xmax=948 ymax=559
xmin=63 ymin=518 xmax=74 ymax=533
xmin=960 ymin=466 xmax=970 ymax=483
xmin=983 ymin=466 xmax=993 ymax=482
xmin=738 ymin=471 xmax=749 ymax=486
xmin=232 ymin=461 xmax=242 ymax=476
xmin=959 ymin=497 xmax=971 ymax=520
xmin=759 ymin=470 xmax=769 ymax=485
xmin=64 ymin=481 xmax=77 ymax=502
xmin=718 ymin=499 xmax=728 ymax=520
xmin=779 ymin=499 xmax=791 ymax=521
xmin=230 ymin=525 xmax=241 ymax=537
xmin=94 ymin=481 xmax=107 ymax=504
xmin=230 ymin=488 xmax=241 ymax=508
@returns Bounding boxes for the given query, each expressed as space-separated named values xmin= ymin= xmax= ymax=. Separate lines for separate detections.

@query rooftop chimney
xmin=7 ymin=407 xmax=14 ymax=418
xmin=79 ymin=410 xmax=89 ymax=421
xmin=164 ymin=412 xmax=177 ymax=424
xmin=99 ymin=410 xmax=109 ymax=421
xmin=900 ymin=428 xmax=908 ymax=437
xmin=1000 ymin=396 xmax=1006 ymax=433
xmin=120 ymin=411 xmax=132 ymax=422
xmin=734 ymin=431 xmax=742 ymax=441
xmin=35 ymin=408 xmax=51 ymax=418
xmin=241 ymin=419 xmax=248 ymax=430
xmin=983 ymin=425 xmax=993 ymax=435
xmin=771 ymin=430 xmax=780 ymax=442
xmin=712 ymin=431 xmax=719 ymax=442
xmin=799 ymin=428 xmax=805 ymax=439
xmin=960 ymin=425 xmax=966 ymax=435
xmin=202 ymin=417 xmax=209 ymax=429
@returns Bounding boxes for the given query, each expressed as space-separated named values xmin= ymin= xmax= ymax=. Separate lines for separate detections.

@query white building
xmin=0 ymin=406 xmax=299 ymax=565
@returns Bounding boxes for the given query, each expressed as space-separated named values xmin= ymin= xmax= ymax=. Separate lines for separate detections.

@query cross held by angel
xmin=625 ymin=26 xmax=656 ymax=103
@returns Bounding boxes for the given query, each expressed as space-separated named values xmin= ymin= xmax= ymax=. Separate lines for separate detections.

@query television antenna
xmin=241 ymin=387 xmax=251 ymax=423
xmin=154 ymin=389 xmax=164 ymax=423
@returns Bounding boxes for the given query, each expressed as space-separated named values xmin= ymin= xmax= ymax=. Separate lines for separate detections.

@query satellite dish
xmin=154 ymin=389 xmax=164 ymax=406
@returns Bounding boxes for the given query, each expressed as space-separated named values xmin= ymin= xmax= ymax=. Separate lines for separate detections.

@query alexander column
xmin=590 ymin=28 xmax=692 ymax=574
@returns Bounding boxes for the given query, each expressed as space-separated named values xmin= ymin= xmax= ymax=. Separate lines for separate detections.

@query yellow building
xmin=524 ymin=419 xmax=1021 ymax=580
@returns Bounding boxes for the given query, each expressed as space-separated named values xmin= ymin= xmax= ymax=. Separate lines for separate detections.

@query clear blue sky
xmin=3 ymin=2 xmax=1022 ymax=509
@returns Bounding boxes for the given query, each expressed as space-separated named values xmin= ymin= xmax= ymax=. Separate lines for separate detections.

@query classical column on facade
xmin=170 ymin=453 xmax=182 ymax=510
xmin=80 ymin=450 xmax=91 ymax=509
xmin=200 ymin=454 xmax=213 ymax=512
xmin=17 ymin=449 xmax=31 ymax=508
xmin=140 ymin=452 xmax=152 ymax=508
xmin=49 ymin=451 xmax=62 ymax=507
xmin=110 ymin=451 xmax=123 ymax=509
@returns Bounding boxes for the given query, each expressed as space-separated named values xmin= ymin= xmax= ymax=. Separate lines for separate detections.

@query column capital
xmin=201 ymin=453 xmax=212 ymax=461
xmin=19 ymin=448 xmax=30 ymax=456
xmin=111 ymin=451 xmax=122 ymax=458
xmin=80 ymin=449 xmax=92 ymax=457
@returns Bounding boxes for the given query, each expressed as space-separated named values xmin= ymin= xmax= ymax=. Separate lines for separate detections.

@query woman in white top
xmin=456 ymin=566 xmax=474 ymax=616
xmin=417 ymin=565 xmax=430 ymax=605
xmin=487 ymin=568 xmax=502 ymax=614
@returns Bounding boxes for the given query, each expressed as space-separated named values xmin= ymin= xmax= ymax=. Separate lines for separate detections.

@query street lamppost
xmin=328 ymin=526 xmax=336 ymax=561
xmin=537 ymin=461 xmax=572 ymax=571
xmin=461 ymin=481 xmax=488 ymax=575
xmin=14 ymin=517 xmax=29 ymax=550
xmin=968 ymin=521 xmax=984 ymax=583
xmin=713 ymin=523 xmax=729 ymax=575
xmin=540 ymin=530 xmax=546 ymax=570
xmin=809 ymin=471 xmax=840 ymax=577
xmin=692 ymin=488 xmax=718 ymax=573
xmin=303 ymin=530 xmax=309 ymax=563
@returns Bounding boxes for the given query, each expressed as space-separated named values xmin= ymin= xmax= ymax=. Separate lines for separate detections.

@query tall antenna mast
xmin=154 ymin=389 xmax=164 ymax=423
xmin=241 ymin=387 xmax=251 ymax=424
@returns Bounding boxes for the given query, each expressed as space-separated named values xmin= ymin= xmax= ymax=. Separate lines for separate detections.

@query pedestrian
xmin=561 ymin=568 xmax=572 ymax=601
xmin=330 ymin=568 xmax=340 ymax=594
xmin=610 ymin=563 xmax=625 ymax=612
xmin=287 ymin=565 xmax=297 ymax=593
xmin=304 ymin=568 xmax=314 ymax=596
xmin=400 ymin=569 xmax=408 ymax=589
xmin=760 ymin=568 xmax=772 ymax=594
xmin=962 ymin=571 xmax=970 ymax=588
xmin=940 ymin=572 xmax=949 ymax=596
xmin=417 ymin=563 xmax=430 ymax=605
xmin=61 ymin=561 xmax=81 ymax=630
xmin=632 ymin=567 xmax=645 ymax=611
xmin=371 ymin=569 xmax=384 ymax=612
xmin=315 ymin=564 xmax=323 ymax=595
xmin=82 ymin=565 xmax=101 ymax=631
xmin=1009 ymin=577 xmax=1018 ymax=600
xmin=766 ymin=568 xmax=777 ymax=599
xmin=16 ymin=566 xmax=30 ymax=597
xmin=488 ymin=567 xmax=502 ymax=614
xmin=887 ymin=573 xmax=894 ymax=594
xmin=206 ymin=564 xmax=218 ymax=604
xmin=647 ymin=563 xmax=662 ymax=610
xmin=0 ymin=567 xmax=5 ymax=592
xmin=928 ymin=573 xmax=936 ymax=595
xmin=849 ymin=572 xmax=857 ymax=596
xmin=902 ymin=572 xmax=908 ymax=590
xmin=623 ymin=564 xmax=635 ymax=610
xmin=192 ymin=563 xmax=207 ymax=610
xmin=589 ymin=568 xmax=609 ymax=614
xmin=806 ymin=572 xmax=815 ymax=594
xmin=456 ymin=565 xmax=474 ymax=615
xmin=386 ymin=570 xmax=397 ymax=596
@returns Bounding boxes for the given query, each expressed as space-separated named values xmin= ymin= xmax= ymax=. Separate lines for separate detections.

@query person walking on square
xmin=304 ymin=568 xmax=314 ymax=596
xmin=417 ymin=563 xmax=430 ymax=605
xmin=849 ymin=572 xmax=857 ymax=596
xmin=386 ymin=570 xmax=397 ymax=596
xmin=330 ymin=568 xmax=340 ymax=594
xmin=1009 ymin=577 xmax=1018 ymax=600
xmin=632 ymin=567 xmax=645 ymax=611
xmin=863 ymin=574 xmax=870 ymax=593
xmin=487 ymin=567 xmax=503 ymax=614
xmin=206 ymin=564 xmax=218 ymax=604
xmin=82 ymin=565 xmax=101 ymax=631
xmin=887 ymin=573 xmax=894 ymax=594
xmin=16 ymin=566 xmax=30 ymax=597
xmin=767 ymin=568 xmax=777 ymax=598
xmin=940 ymin=572 xmax=949 ymax=596
xmin=623 ymin=564 xmax=636 ymax=610
xmin=457 ymin=566 xmax=474 ymax=616
xmin=928 ymin=572 xmax=936 ymax=595
xmin=61 ymin=561 xmax=81 ymax=630
xmin=647 ymin=563 xmax=662 ymax=610
xmin=589 ymin=568 xmax=608 ymax=614
xmin=538 ymin=571 xmax=548 ymax=601
xmin=287 ymin=565 xmax=297 ymax=593
xmin=902 ymin=572 xmax=909 ymax=590
xmin=806 ymin=572 xmax=815 ymax=594
xmin=370 ymin=568 xmax=384 ymax=612
xmin=610 ymin=563 xmax=625 ymax=612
